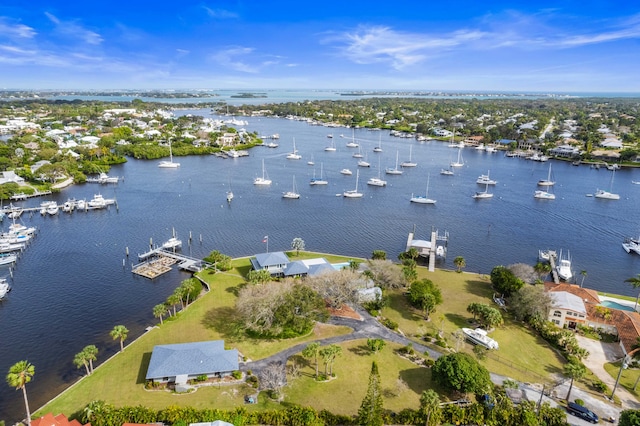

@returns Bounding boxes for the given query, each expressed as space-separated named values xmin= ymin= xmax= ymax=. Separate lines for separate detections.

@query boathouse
xmin=145 ymin=340 xmax=239 ymax=385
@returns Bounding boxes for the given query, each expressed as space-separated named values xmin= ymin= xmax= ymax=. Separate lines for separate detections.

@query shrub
xmin=231 ymin=370 xmax=242 ymax=380
xmin=196 ymin=374 xmax=207 ymax=382
xmin=592 ymin=379 xmax=609 ymax=393
xmin=399 ymin=344 xmax=415 ymax=355
xmin=246 ymin=375 xmax=259 ymax=388
xmin=425 ymin=359 xmax=435 ymax=367
xmin=381 ymin=317 xmax=398 ymax=330
xmin=574 ymin=398 xmax=585 ymax=406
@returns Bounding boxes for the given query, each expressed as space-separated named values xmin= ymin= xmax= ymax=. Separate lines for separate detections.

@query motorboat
xmin=162 ymin=237 xmax=182 ymax=251
xmin=0 ymin=241 xmax=25 ymax=253
xmin=340 ymin=168 xmax=353 ymax=175
xmin=556 ymin=250 xmax=573 ymax=281
xmin=88 ymin=194 xmax=115 ymax=209
xmin=254 ymin=159 xmax=272 ymax=185
xmin=0 ymin=253 xmax=17 ymax=265
xmin=62 ymin=199 xmax=75 ymax=213
xmin=226 ymin=191 xmax=234 ymax=203
xmin=461 ymin=328 xmax=499 ymax=349
xmin=357 ymin=158 xmax=371 ymax=167
xmin=476 ymin=170 xmax=497 ymax=185
xmin=440 ymin=168 xmax=454 ymax=176
xmin=0 ymin=279 xmax=11 ymax=300
xmin=623 ymin=237 xmax=640 ymax=255
xmin=265 ymin=141 xmax=279 ymax=148
xmin=46 ymin=202 xmax=59 ymax=215
xmin=97 ymin=173 xmax=119 ymax=184
xmin=534 ymin=190 xmax=555 ymax=200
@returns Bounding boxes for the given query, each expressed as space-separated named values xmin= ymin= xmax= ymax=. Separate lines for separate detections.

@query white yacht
xmin=0 ymin=253 xmax=17 ymax=266
xmin=0 ymin=279 xmax=11 ymax=300
xmin=254 ymin=159 xmax=272 ymax=185
xmin=46 ymin=202 xmax=59 ymax=215
xmin=367 ymin=160 xmax=387 ymax=187
xmin=622 ymin=237 xmax=640 ymax=255
xmin=162 ymin=237 xmax=182 ymax=251
xmin=324 ymin=139 xmax=337 ymax=152
xmin=340 ymin=168 xmax=353 ymax=175
xmin=440 ymin=167 xmax=454 ymax=176
xmin=462 ymin=328 xmax=499 ymax=349
xmin=594 ymin=189 xmax=620 ymax=200
xmin=534 ymin=190 xmax=556 ymax=200
xmin=450 ymin=147 xmax=464 ymax=168
xmin=88 ymin=194 xmax=115 ymax=209
xmin=556 ymin=250 xmax=573 ymax=281
xmin=476 ymin=170 xmax=497 ymax=185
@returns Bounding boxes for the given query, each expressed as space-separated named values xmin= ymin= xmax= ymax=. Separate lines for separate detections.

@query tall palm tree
xmin=84 ymin=345 xmax=98 ymax=374
xmin=625 ymin=274 xmax=640 ymax=310
xmin=6 ymin=360 xmax=35 ymax=425
xmin=420 ymin=389 xmax=442 ymax=426
xmin=564 ymin=362 xmax=586 ymax=401
xmin=153 ymin=303 xmax=167 ymax=324
xmin=580 ymin=270 xmax=587 ymax=288
xmin=181 ymin=279 xmax=196 ymax=306
xmin=110 ymin=325 xmax=129 ymax=352
xmin=453 ymin=256 xmax=466 ymax=273
xmin=73 ymin=351 xmax=91 ymax=376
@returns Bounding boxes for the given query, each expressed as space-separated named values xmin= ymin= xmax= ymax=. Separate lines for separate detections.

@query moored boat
xmin=461 ymin=327 xmax=499 ymax=349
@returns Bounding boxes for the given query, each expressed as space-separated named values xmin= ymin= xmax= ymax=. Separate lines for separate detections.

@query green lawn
xmin=36 ymin=255 xmax=567 ymax=419
xmin=381 ymin=267 xmax=566 ymax=383
xmin=604 ymin=361 xmax=640 ymax=399
xmin=285 ymin=340 xmax=433 ymax=415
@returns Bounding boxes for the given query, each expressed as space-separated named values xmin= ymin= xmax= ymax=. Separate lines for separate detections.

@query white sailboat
xmin=346 ymin=131 xmax=359 ymax=148
xmin=594 ymin=170 xmax=620 ymax=200
xmin=282 ymin=176 xmax=300 ymax=199
xmin=343 ymin=170 xmax=364 ymax=198
xmin=538 ymin=163 xmax=555 ymax=186
xmin=286 ymin=138 xmax=302 ymax=160
xmin=473 ymin=183 xmax=493 ymax=199
xmin=353 ymin=145 xmax=364 ymax=158
xmin=367 ymin=159 xmax=387 ymax=187
xmin=310 ymin=163 xmax=328 ymax=185
xmin=534 ymin=188 xmax=555 ymax=200
xmin=254 ymin=159 xmax=272 ymax=185
xmin=373 ymin=135 xmax=383 ymax=152
xmin=450 ymin=147 xmax=464 ymax=168
xmin=324 ymin=139 xmax=337 ymax=152
xmin=401 ymin=145 xmax=417 ymax=167
xmin=158 ymin=140 xmax=180 ymax=168
xmin=385 ymin=150 xmax=403 ymax=175
xmin=357 ymin=153 xmax=371 ymax=168
xmin=440 ymin=165 xmax=454 ymax=176
xmin=307 ymin=154 xmax=315 ymax=166
xmin=340 ymin=168 xmax=353 ymax=175
xmin=410 ymin=173 xmax=436 ymax=204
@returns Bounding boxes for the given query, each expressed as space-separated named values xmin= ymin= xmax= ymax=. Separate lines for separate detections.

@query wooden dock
xmin=548 ymin=253 xmax=560 ymax=284
xmin=132 ymin=257 xmax=177 ymax=279
xmin=134 ymin=247 xmax=212 ymax=278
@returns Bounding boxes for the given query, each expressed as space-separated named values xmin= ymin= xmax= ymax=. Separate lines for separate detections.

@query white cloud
xmin=211 ymin=47 xmax=281 ymax=73
xmin=0 ymin=18 xmax=36 ymax=39
xmin=45 ymin=12 xmax=103 ymax=45
xmin=203 ymin=6 xmax=239 ymax=19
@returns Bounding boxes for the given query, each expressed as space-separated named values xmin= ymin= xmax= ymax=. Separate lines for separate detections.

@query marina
xmin=2 ymin=111 xmax=640 ymax=421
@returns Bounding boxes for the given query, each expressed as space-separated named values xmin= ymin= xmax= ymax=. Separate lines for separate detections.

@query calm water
xmin=2 ymin=112 xmax=640 ymax=422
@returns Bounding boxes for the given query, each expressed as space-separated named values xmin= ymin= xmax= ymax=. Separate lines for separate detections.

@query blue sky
xmin=0 ymin=1 xmax=639 ymax=92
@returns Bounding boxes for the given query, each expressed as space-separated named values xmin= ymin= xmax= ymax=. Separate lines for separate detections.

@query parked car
xmin=566 ymin=401 xmax=599 ymax=423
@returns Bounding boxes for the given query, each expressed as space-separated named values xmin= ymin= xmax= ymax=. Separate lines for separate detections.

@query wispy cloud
xmin=326 ymin=25 xmax=486 ymax=69
xmin=45 ymin=12 xmax=103 ymax=45
xmin=203 ymin=6 xmax=239 ymax=19
xmin=0 ymin=18 xmax=36 ymax=39
xmin=211 ymin=47 xmax=280 ymax=73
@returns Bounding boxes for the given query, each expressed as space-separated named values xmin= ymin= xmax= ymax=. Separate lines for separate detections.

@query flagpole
xmin=267 ymin=236 xmax=269 ymax=253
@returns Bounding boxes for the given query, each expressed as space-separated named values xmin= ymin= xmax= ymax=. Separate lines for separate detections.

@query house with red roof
xmin=31 ymin=413 xmax=90 ymax=426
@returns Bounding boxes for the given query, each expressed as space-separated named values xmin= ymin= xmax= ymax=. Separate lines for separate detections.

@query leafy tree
xmin=453 ymin=256 xmax=466 ymax=273
xmin=348 ymin=259 xmax=361 ymax=272
xmin=302 ymin=342 xmax=321 ymax=379
xmin=366 ymin=259 xmax=407 ymax=289
xmin=153 ymin=303 xmax=167 ymax=325
xmin=432 ymin=352 xmax=491 ymax=394
xmin=619 ymin=409 xmax=640 ymax=426
xmin=490 ymin=265 xmax=525 ymax=297
xmin=420 ymin=389 xmax=442 ymax=426
xmin=409 ymin=279 xmax=443 ymax=319
xmin=291 ymin=237 xmax=305 ymax=256
xmin=563 ymin=362 xmax=586 ymax=401
xmin=371 ymin=250 xmax=386 ymax=260
xmin=6 ymin=360 xmax=35 ymax=426
xmin=507 ymin=285 xmax=554 ymax=322
xmin=110 ymin=325 xmax=129 ymax=352
xmin=357 ymin=361 xmax=384 ymax=426
xmin=402 ymin=258 xmax=418 ymax=282
xmin=625 ymin=274 xmax=640 ymax=310
xmin=366 ymin=338 xmax=385 ymax=354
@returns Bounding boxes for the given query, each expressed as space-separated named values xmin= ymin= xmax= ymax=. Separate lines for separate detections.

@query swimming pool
xmin=599 ymin=300 xmax=636 ymax=312
xmin=332 ymin=262 xmax=350 ymax=270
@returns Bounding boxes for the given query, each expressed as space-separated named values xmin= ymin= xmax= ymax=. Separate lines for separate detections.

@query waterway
xmin=2 ymin=111 xmax=640 ymax=422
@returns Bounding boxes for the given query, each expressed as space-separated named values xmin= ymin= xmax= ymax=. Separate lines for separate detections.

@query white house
xmin=548 ymin=291 xmax=588 ymax=329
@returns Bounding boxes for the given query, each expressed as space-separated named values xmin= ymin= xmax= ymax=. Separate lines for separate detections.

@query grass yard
xmin=284 ymin=340 xmax=433 ymax=415
xmin=604 ymin=361 xmax=640 ymax=399
xmin=381 ymin=266 xmax=566 ymax=384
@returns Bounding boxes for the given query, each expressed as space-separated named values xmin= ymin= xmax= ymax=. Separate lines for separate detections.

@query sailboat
xmin=401 ymin=145 xmax=417 ymax=167
xmin=343 ymin=170 xmax=364 ymax=198
xmin=353 ymin=145 xmax=364 ymax=158
xmin=473 ymin=183 xmax=493 ymax=199
xmin=345 ymin=131 xmax=359 ymax=148
xmin=594 ymin=169 xmax=620 ymax=199
xmin=440 ymin=165 xmax=454 ymax=176
xmin=254 ymin=159 xmax=272 ymax=185
xmin=310 ymin=163 xmax=328 ymax=185
xmin=367 ymin=158 xmax=387 ymax=187
xmin=307 ymin=154 xmax=315 ymax=166
xmin=450 ymin=147 xmax=464 ymax=168
xmin=324 ymin=138 xmax=337 ymax=152
xmin=286 ymin=138 xmax=302 ymax=160
xmin=158 ymin=140 xmax=180 ymax=168
xmin=410 ymin=173 xmax=436 ymax=204
xmin=385 ymin=150 xmax=403 ymax=175
xmin=534 ymin=187 xmax=555 ymax=200
xmin=282 ymin=176 xmax=300 ymax=199
xmin=373 ymin=135 xmax=383 ymax=152
xmin=538 ymin=163 xmax=555 ymax=186
xmin=357 ymin=152 xmax=371 ymax=167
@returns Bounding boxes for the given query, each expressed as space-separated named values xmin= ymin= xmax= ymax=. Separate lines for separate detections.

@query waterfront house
xmin=250 ymin=251 xmax=290 ymax=276
xmin=32 ymin=413 xmax=89 ymax=426
xmin=145 ymin=340 xmax=239 ymax=386
xmin=0 ymin=171 xmax=25 ymax=185
xmin=549 ymin=144 xmax=580 ymax=158
xmin=547 ymin=291 xmax=588 ymax=329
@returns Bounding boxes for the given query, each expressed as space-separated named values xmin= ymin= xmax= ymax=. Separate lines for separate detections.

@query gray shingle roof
xmin=145 ymin=340 xmax=238 ymax=380
xmin=254 ymin=251 xmax=289 ymax=267
xmin=284 ymin=260 xmax=309 ymax=276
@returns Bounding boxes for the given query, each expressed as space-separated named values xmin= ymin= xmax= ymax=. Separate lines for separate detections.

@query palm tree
xmin=181 ymin=279 xmax=196 ymax=306
xmin=153 ymin=303 xmax=167 ymax=324
xmin=302 ymin=342 xmax=321 ymax=379
xmin=453 ymin=256 xmax=466 ymax=273
xmin=564 ymin=362 xmax=586 ymax=401
xmin=167 ymin=293 xmax=180 ymax=316
xmin=625 ymin=274 xmax=640 ymax=310
xmin=110 ymin=325 xmax=129 ymax=352
xmin=84 ymin=345 xmax=98 ymax=374
xmin=580 ymin=270 xmax=587 ymax=287
xmin=6 ymin=360 xmax=35 ymax=425
xmin=73 ymin=351 xmax=91 ymax=376
xmin=420 ymin=389 xmax=442 ymax=426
